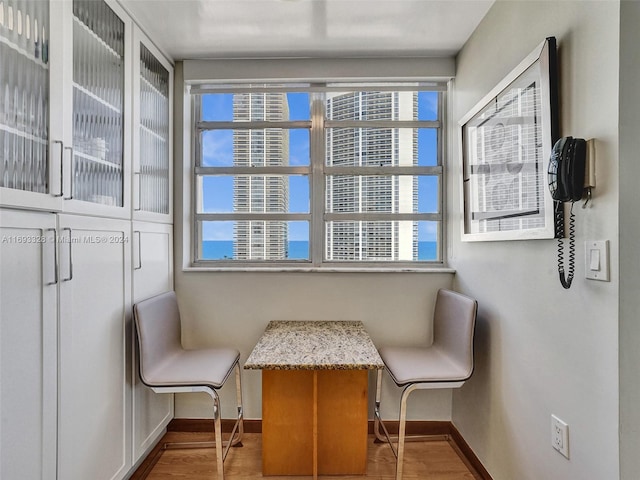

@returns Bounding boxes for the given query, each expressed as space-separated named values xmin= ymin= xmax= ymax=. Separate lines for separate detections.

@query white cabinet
xmin=0 ymin=210 xmax=142 ymax=480
xmin=0 ymin=2 xmax=173 ymax=479
xmin=0 ymin=209 xmax=58 ymax=480
xmin=130 ymin=29 xmax=174 ymax=465
xmin=132 ymin=29 xmax=173 ymax=223
xmin=1 ymin=0 xmax=132 ymax=218
xmin=63 ymin=0 xmax=132 ymax=218
xmin=132 ymin=221 xmax=174 ymax=462
xmin=57 ymin=214 xmax=132 ymax=480
xmin=0 ymin=0 xmax=63 ymax=211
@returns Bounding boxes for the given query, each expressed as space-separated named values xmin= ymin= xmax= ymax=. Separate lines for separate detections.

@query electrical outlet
xmin=551 ymin=414 xmax=569 ymax=458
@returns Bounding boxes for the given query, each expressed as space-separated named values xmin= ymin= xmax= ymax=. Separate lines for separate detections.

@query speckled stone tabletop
xmin=244 ymin=320 xmax=384 ymax=370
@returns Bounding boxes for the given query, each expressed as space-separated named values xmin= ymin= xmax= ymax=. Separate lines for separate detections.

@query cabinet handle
xmin=46 ymin=228 xmax=59 ymax=285
xmin=134 ymin=230 xmax=142 ymax=270
xmin=52 ymin=140 xmax=64 ymax=197
xmin=62 ymin=228 xmax=73 ymax=282
xmin=63 ymin=147 xmax=74 ymax=200
xmin=134 ymin=172 xmax=141 ymax=211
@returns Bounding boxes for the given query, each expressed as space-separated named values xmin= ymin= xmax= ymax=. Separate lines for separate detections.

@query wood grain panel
xmin=317 ymin=369 xmax=368 ymax=475
xmin=261 ymin=369 xmax=369 ymax=476
xmin=261 ymin=369 xmax=314 ymax=475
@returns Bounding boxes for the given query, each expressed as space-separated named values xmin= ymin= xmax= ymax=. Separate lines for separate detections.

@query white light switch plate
xmin=585 ymin=240 xmax=609 ymax=281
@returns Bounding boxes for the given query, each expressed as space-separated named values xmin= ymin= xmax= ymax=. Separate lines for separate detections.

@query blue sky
xmin=200 ymin=91 xmax=439 ymax=242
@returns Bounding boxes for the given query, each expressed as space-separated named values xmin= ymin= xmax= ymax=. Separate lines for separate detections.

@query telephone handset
xmin=547 ymin=136 xmax=588 ymax=289
xmin=548 ymin=137 xmax=587 ymax=202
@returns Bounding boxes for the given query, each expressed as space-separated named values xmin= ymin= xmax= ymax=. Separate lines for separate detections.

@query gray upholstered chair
xmin=133 ymin=291 xmax=244 ymax=480
xmin=374 ymin=288 xmax=477 ymax=480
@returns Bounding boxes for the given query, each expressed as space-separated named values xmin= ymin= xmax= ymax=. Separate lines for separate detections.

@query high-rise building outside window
xmin=192 ymin=83 xmax=445 ymax=268
xmin=325 ymin=91 xmax=418 ymax=261
xmin=232 ymin=93 xmax=290 ymax=260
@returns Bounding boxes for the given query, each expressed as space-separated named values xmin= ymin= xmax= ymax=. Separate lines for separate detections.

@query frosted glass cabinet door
xmin=0 ymin=209 xmax=58 ymax=480
xmin=68 ymin=0 xmax=131 ymax=216
xmin=133 ymin=29 xmax=172 ymax=223
xmin=0 ymin=0 xmax=63 ymax=211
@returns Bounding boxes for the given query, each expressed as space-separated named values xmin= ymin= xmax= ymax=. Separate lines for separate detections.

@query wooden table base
xmin=261 ymin=369 xmax=369 ymax=477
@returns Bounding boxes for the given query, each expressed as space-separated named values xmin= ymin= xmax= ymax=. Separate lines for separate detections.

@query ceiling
xmin=120 ymin=0 xmax=494 ymax=60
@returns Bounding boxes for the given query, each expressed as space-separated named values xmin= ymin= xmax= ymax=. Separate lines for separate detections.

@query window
xmin=191 ymin=83 xmax=445 ymax=268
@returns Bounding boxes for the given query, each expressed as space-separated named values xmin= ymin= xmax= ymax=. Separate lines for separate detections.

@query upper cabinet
xmin=66 ymin=0 xmax=131 ymax=217
xmin=1 ymin=0 xmax=174 ymax=222
xmin=63 ymin=0 xmax=132 ymax=218
xmin=0 ymin=0 xmax=63 ymax=211
xmin=133 ymin=28 xmax=173 ymax=223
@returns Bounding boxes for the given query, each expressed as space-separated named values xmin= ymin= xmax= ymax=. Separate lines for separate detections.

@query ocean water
xmin=202 ymin=240 xmax=438 ymax=261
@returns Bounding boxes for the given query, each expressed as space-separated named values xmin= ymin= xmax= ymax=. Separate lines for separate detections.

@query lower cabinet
xmin=0 ymin=210 xmax=173 ymax=480
xmin=132 ymin=221 xmax=174 ymax=463
xmin=0 ymin=209 xmax=58 ymax=480
xmin=57 ymin=214 xmax=132 ymax=480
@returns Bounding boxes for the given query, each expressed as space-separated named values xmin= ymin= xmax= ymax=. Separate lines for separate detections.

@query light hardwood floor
xmin=142 ymin=432 xmax=481 ymax=480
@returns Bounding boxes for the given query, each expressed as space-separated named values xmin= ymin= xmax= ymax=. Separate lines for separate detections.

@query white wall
xmin=172 ymin=62 xmax=456 ymax=421
xmin=449 ymin=2 xmax=620 ymax=480
xmin=618 ymin=1 xmax=640 ymax=478
xmin=173 ymin=271 xmax=455 ymax=420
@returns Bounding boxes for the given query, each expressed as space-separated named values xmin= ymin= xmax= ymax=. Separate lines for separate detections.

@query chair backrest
xmin=432 ymin=289 xmax=478 ymax=379
xmin=133 ymin=291 xmax=183 ymax=385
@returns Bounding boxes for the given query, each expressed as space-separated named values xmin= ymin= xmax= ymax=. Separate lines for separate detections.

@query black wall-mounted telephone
xmin=548 ymin=137 xmax=587 ymax=202
xmin=547 ymin=136 xmax=588 ymax=289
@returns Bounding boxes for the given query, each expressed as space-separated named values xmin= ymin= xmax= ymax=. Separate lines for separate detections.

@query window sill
xmin=182 ymin=265 xmax=456 ymax=274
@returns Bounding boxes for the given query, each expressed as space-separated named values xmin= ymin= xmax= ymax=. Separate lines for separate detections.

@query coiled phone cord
xmin=557 ymin=202 xmax=576 ymax=289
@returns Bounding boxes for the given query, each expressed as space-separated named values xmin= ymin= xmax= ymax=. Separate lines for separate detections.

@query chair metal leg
xmin=233 ymin=363 xmax=244 ymax=446
xmin=155 ymin=362 xmax=246 ymax=479
xmin=375 ymin=381 xmax=415 ymax=480
xmin=160 ymin=390 xmax=228 ymax=479
xmin=395 ymin=384 xmax=414 ymax=480
xmin=216 ymin=363 xmax=245 ymax=479
xmin=374 ymin=369 xmax=395 ymax=446
xmin=213 ymin=393 xmax=225 ymax=479
xmin=374 ymin=369 xmax=452 ymax=480
xmin=374 ymin=369 xmax=383 ymax=441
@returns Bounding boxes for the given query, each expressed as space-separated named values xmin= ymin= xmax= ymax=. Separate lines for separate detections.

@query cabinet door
xmin=0 ymin=0 xmax=64 ymax=211
xmin=62 ymin=0 xmax=132 ymax=219
xmin=57 ymin=214 xmax=132 ymax=480
xmin=0 ymin=209 xmax=57 ymax=480
xmin=132 ymin=221 xmax=173 ymax=462
xmin=132 ymin=29 xmax=173 ymax=223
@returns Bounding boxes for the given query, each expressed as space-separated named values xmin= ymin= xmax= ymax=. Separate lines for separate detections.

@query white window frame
xmin=190 ymin=82 xmax=447 ymax=270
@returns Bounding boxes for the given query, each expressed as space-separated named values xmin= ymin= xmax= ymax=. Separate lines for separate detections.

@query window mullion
xmin=324 ymin=213 xmax=440 ymax=222
xmin=195 ymin=166 xmax=310 ymax=175
xmin=324 ymin=120 xmax=440 ymax=129
xmin=438 ymin=90 xmax=446 ymax=263
xmin=197 ymin=213 xmax=310 ymax=221
xmin=310 ymin=92 xmax=325 ymax=267
xmin=324 ymin=166 xmax=442 ymax=175
xmin=192 ymin=96 xmax=202 ymax=263
xmin=197 ymin=120 xmax=311 ymax=130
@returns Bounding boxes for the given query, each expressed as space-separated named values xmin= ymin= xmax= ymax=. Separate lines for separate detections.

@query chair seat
xmin=143 ymin=347 xmax=240 ymax=389
xmin=379 ymin=345 xmax=472 ymax=386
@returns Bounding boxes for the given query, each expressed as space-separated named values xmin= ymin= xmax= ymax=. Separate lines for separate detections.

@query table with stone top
xmin=245 ymin=320 xmax=384 ymax=478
